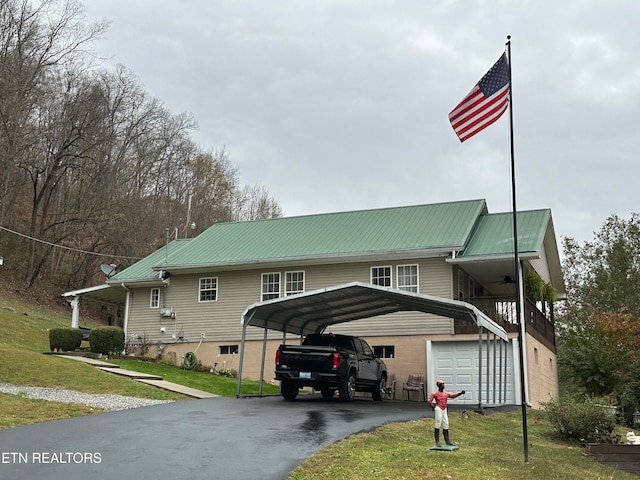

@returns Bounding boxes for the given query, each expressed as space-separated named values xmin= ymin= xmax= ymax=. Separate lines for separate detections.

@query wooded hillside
xmin=0 ymin=0 xmax=281 ymax=297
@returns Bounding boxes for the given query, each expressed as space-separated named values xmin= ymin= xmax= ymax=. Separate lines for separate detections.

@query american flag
xmin=449 ymin=53 xmax=510 ymax=142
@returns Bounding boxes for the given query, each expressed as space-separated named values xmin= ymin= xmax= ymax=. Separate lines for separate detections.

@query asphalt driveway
xmin=0 ymin=394 xmax=432 ymax=480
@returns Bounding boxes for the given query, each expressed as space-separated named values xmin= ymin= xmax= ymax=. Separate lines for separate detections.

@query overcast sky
xmin=81 ymin=0 xmax=639 ymax=247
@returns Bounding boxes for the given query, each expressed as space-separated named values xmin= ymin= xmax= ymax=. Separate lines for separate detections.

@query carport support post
xmin=258 ymin=323 xmax=268 ymax=396
xmin=236 ymin=312 xmax=253 ymax=397
xmin=477 ymin=326 xmax=483 ymax=410
xmin=486 ymin=329 xmax=490 ymax=404
xmin=492 ymin=333 xmax=497 ymax=405
xmin=498 ymin=338 xmax=503 ymax=404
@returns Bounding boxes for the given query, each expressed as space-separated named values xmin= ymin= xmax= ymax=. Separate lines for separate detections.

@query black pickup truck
xmin=274 ymin=333 xmax=387 ymax=402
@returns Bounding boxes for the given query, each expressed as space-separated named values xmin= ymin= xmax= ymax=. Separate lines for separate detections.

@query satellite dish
xmin=100 ymin=264 xmax=117 ymax=278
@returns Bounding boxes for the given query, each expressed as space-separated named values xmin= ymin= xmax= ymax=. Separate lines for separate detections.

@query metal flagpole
xmin=506 ymin=34 xmax=529 ymax=463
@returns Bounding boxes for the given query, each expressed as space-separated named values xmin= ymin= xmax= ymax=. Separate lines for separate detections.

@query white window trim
xmin=198 ymin=277 xmax=218 ymax=303
xmin=150 ymin=288 xmax=160 ymax=308
xmin=396 ymin=264 xmax=419 ymax=293
xmin=261 ymin=272 xmax=281 ymax=301
xmin=457 ymin=269 xmax=465 ymax=299
xmin=285 ymin=270 xmax=305 ymax=296
xmin=371 ymin=266 xmax=392 ymax=288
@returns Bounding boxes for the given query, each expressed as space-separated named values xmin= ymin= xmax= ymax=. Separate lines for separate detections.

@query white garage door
xmin=427 ymin=340 xmax=516 ymax=407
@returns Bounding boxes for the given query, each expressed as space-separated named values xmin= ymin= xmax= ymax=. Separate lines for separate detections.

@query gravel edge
xmin=0 ymin=383 xmax=174 ymax=411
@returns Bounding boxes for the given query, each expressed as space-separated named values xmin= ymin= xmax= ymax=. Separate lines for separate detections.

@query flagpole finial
xmin=506 ymin=35 xmax=511 ymax=44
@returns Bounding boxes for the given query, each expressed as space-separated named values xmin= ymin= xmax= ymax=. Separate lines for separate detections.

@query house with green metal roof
xmin=63 ymin=198 xmax=564 ymax=408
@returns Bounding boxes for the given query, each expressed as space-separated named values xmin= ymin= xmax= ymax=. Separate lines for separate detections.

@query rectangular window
xmin=397 ymin=265 xmax=418 ymax=293
xmin=219 ymin=345 xmax=239 ymax=355
xmin=150 ymin=288 xmax=160 ymax=308
xmin=285 ymin=271 xmax=305 ymax=296
xmin=371 ymin=266 xmax=392 ymax=287
xmin=469 ymin=278 xmax=476 ymax=299
xmin=199 ymin=277 xmax=218 ymax=302
xmin=373 ymin=345 xmax=395 ymax=359
xmin=261 ymin=272 xmax=281 ymax=301
xmin=457 ymin=269 xmax=465 ymax=300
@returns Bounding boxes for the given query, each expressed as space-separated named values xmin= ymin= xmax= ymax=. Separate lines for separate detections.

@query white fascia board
xmin=447 ymin=252 xmax=539 ymax=264
xmin=62 ymin=284 xmax=112 ymax=298
xmin=156 ymin=248 xmax=456 ymax=274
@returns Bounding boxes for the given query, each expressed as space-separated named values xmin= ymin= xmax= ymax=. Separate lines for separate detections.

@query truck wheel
xmin=339 ymin=372 xmax=356 ymax=402
xmin=320 ymin=389 xmax=335 ymax=399
xmin=372 ymin=375 xmax=386 ymax=402
xmin=281 ymin=380 xmax=299 ymax=401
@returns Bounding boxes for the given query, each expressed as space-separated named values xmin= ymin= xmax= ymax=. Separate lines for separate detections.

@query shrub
xmin=216 ymin=368 xmax=236 ymax=378
xmin=89 ymin=326 xmax=125 ymax=355
xmin=49 ymin=328 xmax=82 ymax=352
xmin=541 ymin=396 xmax=617 ymax=443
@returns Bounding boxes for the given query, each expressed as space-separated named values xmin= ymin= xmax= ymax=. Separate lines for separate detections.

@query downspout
xmin=121 ymin=283 xmax=132 ymax=337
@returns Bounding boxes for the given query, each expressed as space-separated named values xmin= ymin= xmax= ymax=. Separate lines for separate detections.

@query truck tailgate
xmin=279 ymin=346 xmax=337 ymax=372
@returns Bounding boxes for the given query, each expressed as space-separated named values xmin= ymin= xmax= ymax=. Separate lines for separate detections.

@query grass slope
xmin=1 ymin=290 xmax=636 ymax=479
xmin=0 ymin=290 xmax=276 ymax=429
xmin=291 ymin=411 xmax=638 ymax=480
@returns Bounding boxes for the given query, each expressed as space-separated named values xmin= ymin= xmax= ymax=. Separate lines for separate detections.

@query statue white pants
xmin=434 ymin=406 xmax=449 ymax=429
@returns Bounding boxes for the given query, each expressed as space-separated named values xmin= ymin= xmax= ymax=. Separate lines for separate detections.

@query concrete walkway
xmin=54 ymin=354 xmax=219 ymax=399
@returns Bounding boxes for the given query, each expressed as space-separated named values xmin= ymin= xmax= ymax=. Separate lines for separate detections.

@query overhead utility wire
xmin=0 ymin=225 xmax=141 ymax=261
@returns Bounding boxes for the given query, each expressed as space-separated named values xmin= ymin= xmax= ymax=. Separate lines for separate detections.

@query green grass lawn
xmin=290 ymin=410 xmax=638 ymax=480
xmin=1 ymin=290 xmax=636 ymax=479
xmin=0 ymin=290 xmax=276 ymax=429
xmin=106 ymin=358 xmax=280 ymax=397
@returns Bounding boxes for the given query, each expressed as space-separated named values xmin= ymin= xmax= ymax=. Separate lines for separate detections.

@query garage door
xmin=427 ymin=340 xmax=515 ymax=407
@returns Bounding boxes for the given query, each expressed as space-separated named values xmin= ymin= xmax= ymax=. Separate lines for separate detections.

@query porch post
xmin=70 ymin=297 xmax=80 ymax=329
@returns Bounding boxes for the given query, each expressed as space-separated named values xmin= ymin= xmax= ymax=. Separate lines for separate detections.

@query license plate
xmin=299 ymin=372 xmax=311 ymax=379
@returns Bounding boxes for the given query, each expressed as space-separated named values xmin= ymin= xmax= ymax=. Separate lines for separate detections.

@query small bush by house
xmin=49 ymin=327 xmax=82 ymax=352
xmin=89 ymin=326 xmax=125 ymax=355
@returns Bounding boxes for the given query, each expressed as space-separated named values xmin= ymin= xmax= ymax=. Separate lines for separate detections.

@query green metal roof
xmin=458 ymin=209 xmax=551 ymax=258
xmin=108 ymin=201 xmax=557 ymax=282
xmin=108 ymin=239 xmax=193 ymax=283
xmin=160 ymin=199 xmax=488 ymax=269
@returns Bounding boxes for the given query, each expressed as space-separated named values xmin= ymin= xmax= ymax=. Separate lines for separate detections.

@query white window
xmin=373 ymin=345 xmax=395 ymax=358
xmin=397 ymin=265 xmax=418 ymax=293
xmin=285 ymin=271 xmax=305 ymax=296
xmin=457 ymin=269 xmax=465 ymax=300
xmin=371 ymin=266 xmax=392 ymax=287
xmin=220 ymin=345 xmax=238 ymax=355
xmin=261 ymin=272 xmax=281 ymax=301
xmin=150 ymin=288 xmax=160 ymax=308
xmin=199 ymin=277 xmax=218 ymax=302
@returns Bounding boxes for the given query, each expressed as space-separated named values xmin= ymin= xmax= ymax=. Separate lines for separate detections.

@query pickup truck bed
xmin=275 ymin=334 xmax=387 ymax=402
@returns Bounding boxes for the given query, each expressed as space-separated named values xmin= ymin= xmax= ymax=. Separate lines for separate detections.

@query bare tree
xmin=0 ymin=0 xmax=282 ymax=292
xmin=236 ymin=184 xmax=283 ymax=221
xmin=0 ymin=0 xmax=106 ymax=229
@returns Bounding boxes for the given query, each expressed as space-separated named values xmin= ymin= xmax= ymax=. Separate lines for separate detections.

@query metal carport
xmin=236 ymin=281 xmax=512 ymax=407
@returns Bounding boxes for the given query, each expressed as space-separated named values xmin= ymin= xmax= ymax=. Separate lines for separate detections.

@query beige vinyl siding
xmin=127 ymin=285 xmax=169 ymax=340
xmin=126 ymin=256 xmax=456 ymax=344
